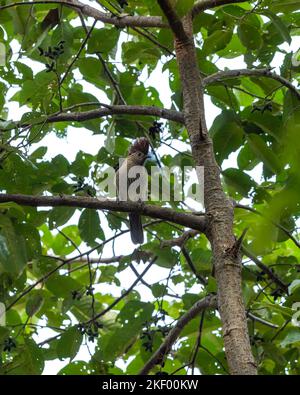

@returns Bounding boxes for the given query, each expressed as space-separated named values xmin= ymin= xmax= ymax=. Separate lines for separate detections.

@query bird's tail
xmin=129 ymin=213 xmax=144 ymax=244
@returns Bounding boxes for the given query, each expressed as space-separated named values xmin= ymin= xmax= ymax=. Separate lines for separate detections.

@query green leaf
xmin=182 ymin=293 xmax=199 ymax=309
xmin=0 ymin=202 xmax=24 ymax=214
xmin=207 ymin=85 xmax=239 ymax=110
xmin=70 ymin=151 xmax=93 ymax=178
xmin=289 ymin=280 xmax=300 ymax=295
xmin=146 ymin=244 xmax=178 ymax=268
xmin=51 ymin=225 xmax=81 ymax=255
xmin=58 ymin=361 xmax=92 ymax=375
xmin=78 ymin=57 xmax=107 ymax=87
xmin=11 ymin=339 xmax=45 ymax=374
xmin=263 ymin=10 xmax=291 ymax=44
xmin=26 ymin=290 xmax=44 ymax=317
xmin=46 ymin=275 xmax=82 ymax=298
xmin=237 ymin=143 xmax=259 ymax=170
xmin=0 ymin=327 xmax=9 ymax=344
xmin=280 ymin=329 xmax=300 ymax=347
xmin=223 ymin=168 xmax=255 ymax=197
xmin=118 ymin=301 xmax=154 ymax=324
xmin=271 ymin=0 xmax=300 ymax=13
xmin=210 ymin=111 xmax=244 ymax=164
xmin=57 ymin=326 xmax=83 ymax=360
xmin=247 ymin=134 xmax=281 ymax=174
xmin=202 ymin=29 xmax=233 ymax=55
xmin=24 ymin=339 xmax=45 ymax=374
xmin=238 ymin=23 xmax=262 ymax=50
xmin=78 ymin=209 xmax=104 ymax=246
xmin=151 ymin=283 xmax=167 ymax=298
xmin=122 ymin=41 xmax=161 ymax=66
xmin=247 ymin=112 xmax=282 ymax=140
xmin=48 ymin=207 xmax=76 ymax=229
xmin=87 ymin=28 xmax=120 ymax=55
xmin=30 ymin=146 xmax=47 ymax=160
xmin=0 ymin=215 xmax=27 ymax=277
xmin=176 ymin=0 xmax=195 ymax=17
xmin=51 ymin=154 xmax=70 ymax=176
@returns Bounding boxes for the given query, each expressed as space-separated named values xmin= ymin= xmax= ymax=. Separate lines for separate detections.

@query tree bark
xmin=172 ymin=14 xmax=257 ymax=375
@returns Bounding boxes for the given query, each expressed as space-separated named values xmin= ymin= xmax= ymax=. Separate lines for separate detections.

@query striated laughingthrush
xmin=115 ymin=138 xmax=150 ymax=244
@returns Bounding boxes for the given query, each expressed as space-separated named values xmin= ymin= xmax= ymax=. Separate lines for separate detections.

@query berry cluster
xmin=38 ymin=41 xmax=65 ymax=72
xmin=149 ymin=121 xmax=163 ymax=140
xmin=117 ymin=0 xmax=128 ymax=9
xmin=3 ymin=337 xmax=17 ymax=352
xmin=78 ymin=322 xmax=103 ymax=343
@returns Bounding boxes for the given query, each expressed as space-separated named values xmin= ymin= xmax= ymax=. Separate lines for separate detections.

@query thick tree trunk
xmin=174 ymin=15 xmax=257 ymax=375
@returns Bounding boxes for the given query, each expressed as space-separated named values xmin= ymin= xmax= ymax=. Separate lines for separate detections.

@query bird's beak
xmin=146 ymin=152 xmax=154 ymax=161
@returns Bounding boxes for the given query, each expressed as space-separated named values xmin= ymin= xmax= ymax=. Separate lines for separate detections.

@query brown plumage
xmin=128 ymin=137 xmax=150 ymax=156
xmin=115 ymin=139 xmax=149 ymax=244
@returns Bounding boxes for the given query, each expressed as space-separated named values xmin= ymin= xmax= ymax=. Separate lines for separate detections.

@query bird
xmin=115 ymin=138 xmax=150 ymax=244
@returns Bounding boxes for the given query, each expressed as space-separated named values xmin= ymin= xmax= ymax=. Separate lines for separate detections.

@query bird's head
xmin=127 ymin=150 xmax=148 ymax=166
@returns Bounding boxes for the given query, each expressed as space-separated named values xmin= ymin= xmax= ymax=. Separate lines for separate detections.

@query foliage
xmin=0 ymin=0 xmax=299 ymax=375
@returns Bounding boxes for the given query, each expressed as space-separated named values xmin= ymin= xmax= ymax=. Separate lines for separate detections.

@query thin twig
xmin=139 ymin=295 xmax=217 ymax=375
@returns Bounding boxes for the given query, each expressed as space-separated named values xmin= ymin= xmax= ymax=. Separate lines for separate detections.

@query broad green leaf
xmin=247 ymin=112 xmax=282 ymax=140
xmin=0 ymin=202 xmax=24 ymax=214
xmin=87 ymin=28 xmax=120 ymax=55
xmin=46 ymin=275 xmax=82 ymax=298
xmin=57 ymin=326 xmax=83 ymax=360
xmin=237 ymin=143 xmax=259 ymax=170
xmin=289 ymin=280 xmax=300 ymax=295
xmin=51 ymin=225 xmax=81 ymax=256
xmin=10 ymin=339 xmax=45 ymax=375
xmin=26 ymin=290 xmax=44 ymax=317
xmin=30 ymin=146 xmax=47 ymax=160
xmin=247 ymin=134 xmax=281 ymax=174
xmin=0 ymin=327 xmax=9 ymax=344
xmin=78 ymin=57 xmax=107 ymax=87
xmin=176 ymin=0 xmax=195 ymax=17
xmin=207 ymin=85 xmax=239 ymax=110
xmin=202 ymin=29 xmax=233 ymax=55
xmin=58 ymin=361 xmax=92 ymax=375
xmin=122 ymin=41 xmax=161 ymax=65
xmin=271 ymin=0 xmax=300 ymax=13
xmin=223 ymin=168 xmax=255 ymax=197
xmin=0 ymin=215 xmax=27 ymax=276
xmin=238 ymin=23 xmax=262 ymax=49
xmin=280 ymin=329 xmax=300 ymax=347
xmin=48 ymin=207 xmax=76 ymax=229
xmin=146 ymin=244 xmax=178 ymax=268
xmin=263 ymin=10 xmax=291 ymax=44
xmin=210 ymin=111 xmax=244 ymax=164
xmin=151 ymin=283 xmax=167 ymax=298
xmin=78 ymin=209 xmax=104 ymax=246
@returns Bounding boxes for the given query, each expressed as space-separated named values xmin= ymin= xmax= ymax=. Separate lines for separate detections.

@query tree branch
xmin=203 ymin=69 xmax=300 ymax=100
xmin=14 ymin=105 xmax=184 ymax=130
xmin=0 ymin=0 xmax=167 ymax=28
xmin=46 ymin=105 xmax=185 ymax=124
xmin=192 ymin=0 xmax=249 ymax=17
xmin=247 ymin=311 xmax=279 ymax=329
xmin=139 ymin=294 xmax=217 ymax=375
xmin=0 ymin=194 xmax=207 ymax=233
xmin=242 ymin=246 xmax=288 ymax=293
xmin=85 ymin=256 xmax=158 ymax=324
xmin=173 ymin=14 xmax=257 ymax=373
xmin=160 ymin=229 xmax=208 ymax=285
xmin=157 ymin=0 xmax=190 ymax=42
xmin=6 ymin=220 xmax=161 ymax=311
xmin=161 ymin=229 xmax=199 ymax=247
